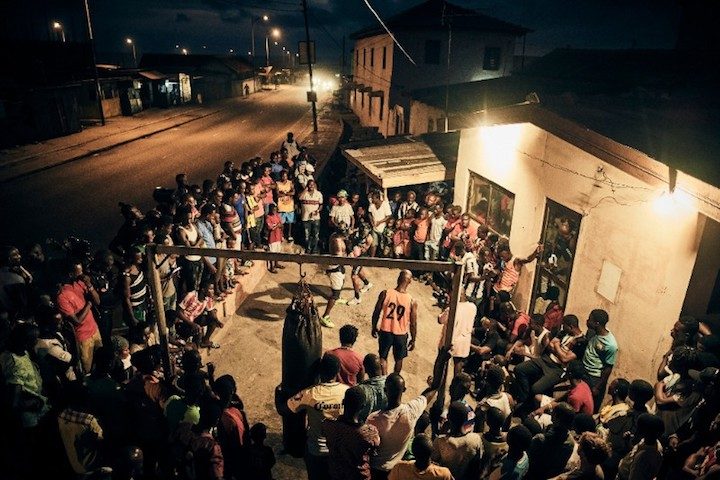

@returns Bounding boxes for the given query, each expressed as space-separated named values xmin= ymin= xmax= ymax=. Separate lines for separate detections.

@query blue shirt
xmin=234 ymin=195 xmax=246 ymax=223
xmin=499 ymin=451 xmax=529 ymax=479
xmin=583 ymin=331 xmax=618 ymax=377
xmin=196 ymin=220 xmax=216 ymax=264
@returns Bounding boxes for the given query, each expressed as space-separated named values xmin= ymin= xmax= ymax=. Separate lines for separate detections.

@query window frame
xmin=466 ymin=171 xmax=515 ymax=237
xmin=371 ymin=47 xmax=375 ymax=67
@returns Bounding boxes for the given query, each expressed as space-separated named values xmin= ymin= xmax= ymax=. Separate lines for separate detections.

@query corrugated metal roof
xmin=342 ymin=132 xmax=459 ymax=188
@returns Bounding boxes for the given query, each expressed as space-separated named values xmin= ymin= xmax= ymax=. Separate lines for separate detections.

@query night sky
xmin=80 ymin=0 xmax=680 ymax=66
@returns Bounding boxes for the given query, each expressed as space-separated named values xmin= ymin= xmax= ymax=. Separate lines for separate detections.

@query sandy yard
xmin=204 ymin=255 xmax=449 ymax=480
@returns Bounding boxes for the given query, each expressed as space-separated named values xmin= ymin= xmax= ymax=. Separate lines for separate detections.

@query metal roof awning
xmin=342 ymin=133 xmax=460 ymax=189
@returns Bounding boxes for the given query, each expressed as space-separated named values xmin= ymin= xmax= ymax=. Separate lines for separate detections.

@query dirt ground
xmin=205 ymin=252 xmax=449 ymax=480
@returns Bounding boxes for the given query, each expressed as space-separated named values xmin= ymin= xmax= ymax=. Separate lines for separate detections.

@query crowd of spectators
xmin=1 ymin=130 xmax=720 ymax=480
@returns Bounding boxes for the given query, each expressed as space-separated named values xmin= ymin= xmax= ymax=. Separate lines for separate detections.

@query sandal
xmin=201 ymin=341 xmax=221 ymax=349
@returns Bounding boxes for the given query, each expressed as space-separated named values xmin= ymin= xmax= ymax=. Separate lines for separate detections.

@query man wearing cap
xmin=329 ymin=190 xmax=355 ymax=231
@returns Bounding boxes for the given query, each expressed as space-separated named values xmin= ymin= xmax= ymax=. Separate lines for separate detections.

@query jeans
xmin=303 ymin=220 xmax=320 ymax=254
xmin=425 ymin=241 xmax=439 ymax=260
xmin=583 ymin=372 xmax=607 ymax=414
xmin=513 ymin=356 xmax=564 ymax=404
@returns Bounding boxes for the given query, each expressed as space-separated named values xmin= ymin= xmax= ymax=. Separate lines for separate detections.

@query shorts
xmin=269 ymin=242 xmax=282 ymax=253
xmin=378 ymin=331 xmax=409 ymax=361
xmin=329 ymin=270 xmax=345 ymax=291
xmin=280 ymin=212 xmax=295 ymax=224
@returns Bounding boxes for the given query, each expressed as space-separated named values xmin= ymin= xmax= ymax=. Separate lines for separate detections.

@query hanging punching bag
xmin=275 ymin=278 xmax=323 ymax=458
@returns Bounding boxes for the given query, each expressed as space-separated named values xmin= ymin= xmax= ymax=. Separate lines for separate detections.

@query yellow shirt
xmin=277 ymin=180 xmax=295 ymax=212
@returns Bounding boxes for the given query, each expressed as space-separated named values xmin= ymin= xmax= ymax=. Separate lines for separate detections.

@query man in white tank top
xmin=506 ymin=314 xmax=550 ymax=362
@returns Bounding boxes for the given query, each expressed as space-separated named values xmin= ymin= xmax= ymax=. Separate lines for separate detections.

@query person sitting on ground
xmin=506 ymin=314 xmax=550 ymax=363
xmin=551 ymin=432 xmax=610 ymax=480
xmin=389 ymin=434 xmax=452 ymax=480
xmin=323 ymin=386 xmax=381 ymax=480
xmin=616 ymin=413 xmax=665 ymax=480
xmin=431 ymin=402 xmax=483 ymax=480
xmin=526 ymin=402 xmax=577 ymax=479
xmin=327 ymin=324 xmax=365 ymax=386
xmin=489 ymin=424 xmax=533 ymax=480
xmin=533 ymin=360 xmax=594 ymax=426
xmin=479 ymin=407 xmax=509 ymax=478
xmin=599 ymin=379 xmax=653 ymax=479
xmin=246 ymin=423 xmax=276 ymax=480
xmin=176 ymin=281 xmax=224 ymax=349
xmin=476 ymin=365 xmax=515 ymax=430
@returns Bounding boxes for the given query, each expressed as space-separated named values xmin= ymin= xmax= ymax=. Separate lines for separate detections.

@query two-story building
xmin=349 ymin=0 xmax=529 ymax=137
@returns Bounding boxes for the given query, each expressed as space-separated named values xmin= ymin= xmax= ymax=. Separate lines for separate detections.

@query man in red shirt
xmin=57 ymin=260 xmax=102 ymax=374
xmin=327 ymin=325 xmax=365 ymax=386
xmin=533 ymin=360 xmax=594 ymax=417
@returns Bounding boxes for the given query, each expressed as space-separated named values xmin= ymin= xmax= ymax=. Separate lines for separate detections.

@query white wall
xmin=454 ymin=123 xmax=705 ymax=381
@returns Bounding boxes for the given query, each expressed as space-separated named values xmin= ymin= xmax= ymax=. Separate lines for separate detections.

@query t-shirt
xmin=323 ymin=418 xmax=380 ymax=480
xmin=582 ymin=331 xmax=618 ymax=378
xmin=426 ymin=216 xmax=445 ymax=244
xmin=367 ymin=395 xmax=428 ymax=471
xmin=299 ymin=190 xmax=323 ymax=221
xmin=266 ymin=213 xmax=283 ymax=244
xmin=567 ymin=381 xmax=594 ymax=415
xmin=389 ymin=461 xmax=453 ymax=480
xmin=179 ymin=291 xmax=213 ymax=322
xmin=327 ymin=347 xmax=364 ymax=386
xmin=277 ymin=180 xmax=295 ymax=212
xmin=490 ymin=452 xmax=529 ymax=480
xmin=482 ymin=434 xmax=509 ymax=476
xmin=359 ymin=376 xmax=388 ymax=423
xmin=431 ymin=432 xmax=483 ymax=480
xmin=330 ymin=203 xmax=354 ymax=227
xmin=413 ymin=217 xmax=430 ymax=243
xmin=616 ymin=439 xmax=663 ymax=480
xmin=369 ymin=200 xmax=393 ymax=233
xmin=511 ymin=312 xmax=531 ymax=338
xmin=57 ymin=281 xmax=99 ymax=342
xmin=260 ymin=176 xmax=275 ymax=205
xmin=287 ymin=382 xmax=348 ymax=456
xmin=438 ymin=301 xmax=477 ymax=358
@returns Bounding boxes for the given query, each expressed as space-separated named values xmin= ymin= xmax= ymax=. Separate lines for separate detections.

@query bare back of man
xmin=321 ymin=231 xmax=347 ymax=327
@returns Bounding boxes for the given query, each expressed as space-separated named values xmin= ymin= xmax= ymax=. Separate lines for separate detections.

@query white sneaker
xmin=348 ymin=297 xmax=362 ymax=306
xmin=360 ymin=282 xmax=374 ymax=293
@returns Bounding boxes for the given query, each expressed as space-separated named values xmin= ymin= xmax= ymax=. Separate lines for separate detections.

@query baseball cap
xmin=689 ymin=367 xmax=720 ymax=384
xmin=337 ymin=189 xmax=348 ymax=198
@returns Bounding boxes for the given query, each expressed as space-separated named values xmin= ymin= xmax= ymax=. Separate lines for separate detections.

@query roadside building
xmin=348 ymin=0 xmax=529 ymax=138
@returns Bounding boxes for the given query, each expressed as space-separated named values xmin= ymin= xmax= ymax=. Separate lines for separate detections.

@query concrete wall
xmin=409 ymin=99 xmax=445 ymax=135
xmin=453 ymin=123 xmax=706 ymax=381
xmin=683 ymin=215 xmax=720 ymax=316
xmin=351 ymin=29 xmax=516 ymax=137
xmin=351 ymin=34 xmax=394 ymax=137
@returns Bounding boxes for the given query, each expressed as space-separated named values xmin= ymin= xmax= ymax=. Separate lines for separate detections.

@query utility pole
xmin=442 ymin=2 xmax=451 ymax=133
xmin=83 ymin=0 xmax=105 ymax=125
xmin=301 ymin=0 xmax=318 ymax=132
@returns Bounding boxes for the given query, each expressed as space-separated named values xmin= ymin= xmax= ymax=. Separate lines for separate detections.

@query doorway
xmin=530 ymin=199 xmax=582 ymax=313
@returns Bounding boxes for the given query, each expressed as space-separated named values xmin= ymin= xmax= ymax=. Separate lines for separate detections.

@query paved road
xmin=0 ymin=86 xmax=316 ymax=249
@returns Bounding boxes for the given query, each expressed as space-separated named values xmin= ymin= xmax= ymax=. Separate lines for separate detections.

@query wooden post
xmin=146 ymin=244 xmax=173 ymax=378
xmin=430 ymin=261 xmax=465 ymax=434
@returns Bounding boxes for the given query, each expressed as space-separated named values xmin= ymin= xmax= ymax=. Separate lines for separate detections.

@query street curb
xmin=0 ymin=108 xmax=223 ymax=184
xmin=0 ymin=108 xmax=205 ymax=168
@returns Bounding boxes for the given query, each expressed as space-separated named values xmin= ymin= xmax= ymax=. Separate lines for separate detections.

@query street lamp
xmin=52 ymin=21 xmax=66 ymax=43
xmin=250 ymin=14 xmax=269 ymax=60
xmin=181 ymin=48 xmax=188 ymax=55
xmin=125 ymin=38 xmax=137 ymax=67
xmin=265 ymin=28 xmax=280 ymax=67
